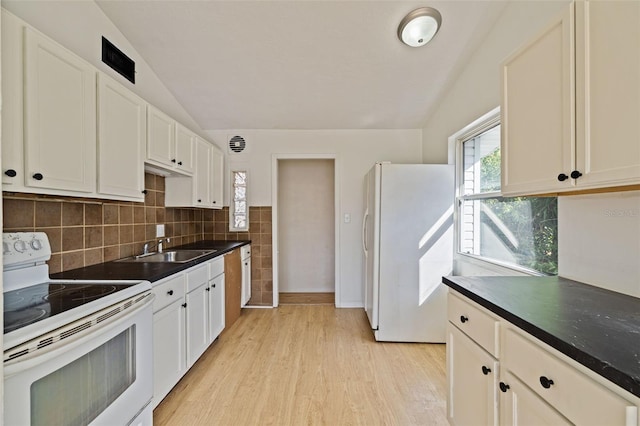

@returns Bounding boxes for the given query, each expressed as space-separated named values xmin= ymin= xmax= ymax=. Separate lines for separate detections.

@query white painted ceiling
xmin=96 ymin=1 xmax=508 ymax=130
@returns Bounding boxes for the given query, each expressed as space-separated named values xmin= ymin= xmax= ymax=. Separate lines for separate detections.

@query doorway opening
xmin=272 ymin=155 xmax=339 ymax=307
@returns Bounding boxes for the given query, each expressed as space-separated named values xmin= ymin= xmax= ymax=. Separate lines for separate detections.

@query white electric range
xmin=3 ymin=232 xmax=154 ymax=425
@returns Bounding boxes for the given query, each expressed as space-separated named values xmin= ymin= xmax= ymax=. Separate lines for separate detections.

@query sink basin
xmin=116 ymin=249 xmax=216 ymax=263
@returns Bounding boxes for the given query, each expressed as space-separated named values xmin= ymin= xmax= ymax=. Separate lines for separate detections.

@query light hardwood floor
xmin=153 ymin=305 xmax=448 ymax=425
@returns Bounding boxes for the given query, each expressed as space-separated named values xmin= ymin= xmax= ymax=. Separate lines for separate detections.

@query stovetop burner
xmin=4 ymin=282 xmax=140 ymax=334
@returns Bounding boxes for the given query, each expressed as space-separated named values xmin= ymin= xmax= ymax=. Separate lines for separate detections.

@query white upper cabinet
xmin=2 ymin=10 xmax=24 ymax=187
xmin=501 ymin=0 xmax=640 ymax=195
xmin=97 ymin=73 xmax=146 ymax=201
xmin=146 ymin=106 xmax=194 ymax=175
xmin=194 ymin=137 xmax=212 ymax=206
xmin=23 ymin=26 xmax=96 ymax=193
xmin=175 ymin=124 xmax=195 ymax=174
xmin=210 ymin=144 xmax=224 ymax=208
xmin=574 ymin=0 xmax=640 ymax=188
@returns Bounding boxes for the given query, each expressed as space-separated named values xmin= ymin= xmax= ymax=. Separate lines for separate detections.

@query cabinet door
xmin=2 ymin=10 xmax=24 ymax=187
xmin=501 ymin=4 xmax=575 ymax=195
xmin=97 ymin=73 xmax=145 ymax=200
xmin=499 ymin=371 xmax=571 ymax=426
xmin=194 ymin=138 xmax=211 ymax=206
xmin=24 ymin=27 xmax=96 ymax=193
xmin=208 ymin=273 xmax=225 ymax=342
xmin=175 ymin=123 xmax=195 ymax=174
xmin=210 ymin=144 xmax=224 ymax=208
xmin=447 ymin=325 xmax=498 ymax=426
xmin=241 ymin=256 xmax=251 ymax=307
xmin=147 ymin=105 xmax=175 ymax=168
xmin=153 ymin=299 xmax=186 ymax=408
xmin=575 ymin=0 xmax=640 ymax=187
xmin=186 ymin=281 xmax=209 ymax=368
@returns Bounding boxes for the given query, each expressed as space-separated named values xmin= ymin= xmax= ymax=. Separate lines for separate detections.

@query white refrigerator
xmin=362 ymin=162 xmax=454 ymax=343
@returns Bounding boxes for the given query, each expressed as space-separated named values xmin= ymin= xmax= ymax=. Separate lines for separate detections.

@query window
xmin=230 ymin=170 xmax=248 ymax=231
xmin=456 ymin=112 xmax=558 ymax=275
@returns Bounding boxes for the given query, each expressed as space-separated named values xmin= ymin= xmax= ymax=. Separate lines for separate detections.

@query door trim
xmin=271 ymin=154 xmax=340 ymax=308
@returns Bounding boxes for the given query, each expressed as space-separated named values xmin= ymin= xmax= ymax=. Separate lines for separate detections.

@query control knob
xmin=13 ymin=240 xmax=28 ymax=253
xmin=31 ymin=239 xmax=43 ymax=250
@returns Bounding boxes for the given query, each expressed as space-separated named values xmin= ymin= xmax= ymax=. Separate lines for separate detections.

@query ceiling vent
xmin=228 ymin=135 xmax=248 ymax=155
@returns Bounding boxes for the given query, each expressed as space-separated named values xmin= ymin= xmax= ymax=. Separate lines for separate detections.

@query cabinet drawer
xmin=209 ymin=257 xmax=224 ymax=279
xmin=152 ymin=274 xmax=185 ymax=313
xmin=186 ymin=263 xmax=208 ymax=293
xmin=503 ymin=328 xmax=638 ymax=425
xmin=241 ymin=244 xmax=251 ymax=260
xmin=448 ymin=291 xmax=499 ymax=357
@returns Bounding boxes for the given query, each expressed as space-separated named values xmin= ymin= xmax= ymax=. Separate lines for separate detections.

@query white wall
xmin=2 ymin=0 xmax=202 ymax=135
xmin=559 ymin=191 xmax=640 ymax=297
xmin=421 ymin=0 xmax=640 ymax=294
xmin=207 ymin=129 xmax=423 ymax=307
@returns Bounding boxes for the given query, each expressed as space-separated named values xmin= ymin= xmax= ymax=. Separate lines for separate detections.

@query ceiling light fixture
xmin=397 ymin=7 xmax=442 ymax=48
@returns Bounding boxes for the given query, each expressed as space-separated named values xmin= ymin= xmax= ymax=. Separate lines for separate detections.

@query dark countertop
xmin=443 ymin=275 xmax=640 ymax=399
xmin=51 ymin=240 xmax=250 ymax=283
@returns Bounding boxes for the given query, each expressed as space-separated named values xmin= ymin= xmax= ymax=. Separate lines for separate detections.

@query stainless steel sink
xmin=116 ymin=249 xmax=216 ymax=263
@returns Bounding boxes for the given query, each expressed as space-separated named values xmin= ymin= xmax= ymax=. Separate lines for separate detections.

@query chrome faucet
xmin=142 ymin=238 xmax=171 ymax=255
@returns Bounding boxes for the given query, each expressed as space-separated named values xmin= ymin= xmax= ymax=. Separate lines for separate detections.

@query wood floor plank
xmin=279 ymin=292 xmax=335 ymax=304
xmin=153 ymin=305 xmax=447 ymax=425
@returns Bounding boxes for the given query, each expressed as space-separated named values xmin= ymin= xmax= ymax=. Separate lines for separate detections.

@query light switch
xmin=156 ymin=224 xmax=165 ymax=237
xmin=344 ymin=213 xmax=351 ymax=223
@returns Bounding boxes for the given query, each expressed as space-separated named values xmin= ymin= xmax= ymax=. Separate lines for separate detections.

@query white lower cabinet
xmin=152 ymin=257 xmax=226 ymax=407
xmin=447 ymin=325 xmax=498 ymax=426
xmin=447 ymin=289 xmax=639 ymax=426
xmin=499 ymin=370 xmax=571 ymax=426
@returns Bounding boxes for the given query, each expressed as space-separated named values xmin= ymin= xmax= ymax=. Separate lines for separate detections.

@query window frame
xmin=229 ymin=169 xmax=249 ymax=232
xmin=453 ymin=109 xmax=552 ymax=276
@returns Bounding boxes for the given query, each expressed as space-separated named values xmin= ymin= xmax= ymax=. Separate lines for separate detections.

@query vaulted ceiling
xmin=96 ymin=1 xmax=509 ymax=130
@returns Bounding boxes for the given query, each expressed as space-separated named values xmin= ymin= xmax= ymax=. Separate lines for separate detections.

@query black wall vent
xmin=102 ymin=37 xmax=135 ymax=84
xmin=229 ymin=135 xmax=247 ymax=154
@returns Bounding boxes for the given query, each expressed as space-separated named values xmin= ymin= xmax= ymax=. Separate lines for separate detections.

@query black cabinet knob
xmin=182 ymin=303 xmax=187 ymax=308
xmin=198 ymin=199 xmax=202 ymax=203
xmin=499 ymin=382 xmax=510 ymax=393
xmin=4 ymin=169 xmax=17 ymax=177
xmin=557 ymin=173 xmax=569 ymax=182
xmin=167 ymin=290 xmax=174 ymax=296
xmin=213 ymin=201 xmax=217 ymax=204
xmin=570 ymin=170 xmax=583 ymax=179
xmin=213 ymin=284 xmax=216 ymax=288
xmin=460 ymin=315 xmax=469 ymax=323
xmin=178 ymin=161 xmax=183 ymax=166
xmin=171 ymin=159 xmax=177 ymax=163
xmin=539 ymin=376 xmax=554 ymax=389
xmin=142 ymin=189 xmax=148 ymax=194
xmin=481 ymin=366 xmax=491 ymax=375
xmin=32 ymin=173 xmax=44 ymax=181
xmin=206 ymin=287 xmax=210 ymax=292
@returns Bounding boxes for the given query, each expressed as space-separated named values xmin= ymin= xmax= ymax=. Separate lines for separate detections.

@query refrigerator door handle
xmin=362 ymin=210 xmax=368 ymax=253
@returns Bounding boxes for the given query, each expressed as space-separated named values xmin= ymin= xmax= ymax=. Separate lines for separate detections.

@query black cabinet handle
xmin=167 ymin=290 xmax=174 ymax=296
xmin=245 ymin=262 xmax=248 ymax=266
xmin=4 ymin=169 xmax=17 ymax=177
xmin=171 ymin=159 xmax=177 ymax=163
xmin=557 ymin=173 xmax=569 ymax=182
xmin=198 ymin=199 xmax=202 ymax=203
xmin=460 ymin=315 xmax=468 ymax=323
xmin=499 ymin=382 xmax=510 ymax=393
xmin=481 ymin=366 xmax=491 ymax=375
xmin=570 ymin=170 xmax=583 ymax=179
xmin=539 ymin=376 xmax=554 ymax=389
xmin=33 ymin=173 xmax=44 ymax=181
xmin=213 ymin=201 xmax=217 ymax=204
xmin=212 ymin=284 xmax=216 ymax=288
xmin=178 ymin=161 xmax=183 ymax=166
xmin=142 ymin=189 xmax=148 ymax=194
xmin=206 ymin=287 xmax=211 ymax=292
xmin=182 ymin=303 xmax=187 ymax=308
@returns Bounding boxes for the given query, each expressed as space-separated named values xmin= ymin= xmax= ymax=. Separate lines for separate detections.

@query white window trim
xmin=229 ymin=169 xmax=249 ymax=232
xmin=450 ymin=107 xmax=546 ymax=277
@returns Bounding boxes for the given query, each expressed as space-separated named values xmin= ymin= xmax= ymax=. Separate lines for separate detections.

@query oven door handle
xmin=4 ymin=293 xmax=154 ymax=373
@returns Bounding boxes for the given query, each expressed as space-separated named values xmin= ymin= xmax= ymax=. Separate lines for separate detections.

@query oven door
xmin=4 ymin=293 xmax=154 ymax=426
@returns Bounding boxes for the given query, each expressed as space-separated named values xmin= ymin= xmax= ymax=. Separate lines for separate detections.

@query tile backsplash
xmin=2 ymin=173 xmax=273 ymax=306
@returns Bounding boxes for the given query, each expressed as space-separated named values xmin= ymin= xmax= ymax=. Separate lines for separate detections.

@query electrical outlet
xmin=156 ymin=224 xmax=165 ymax=238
